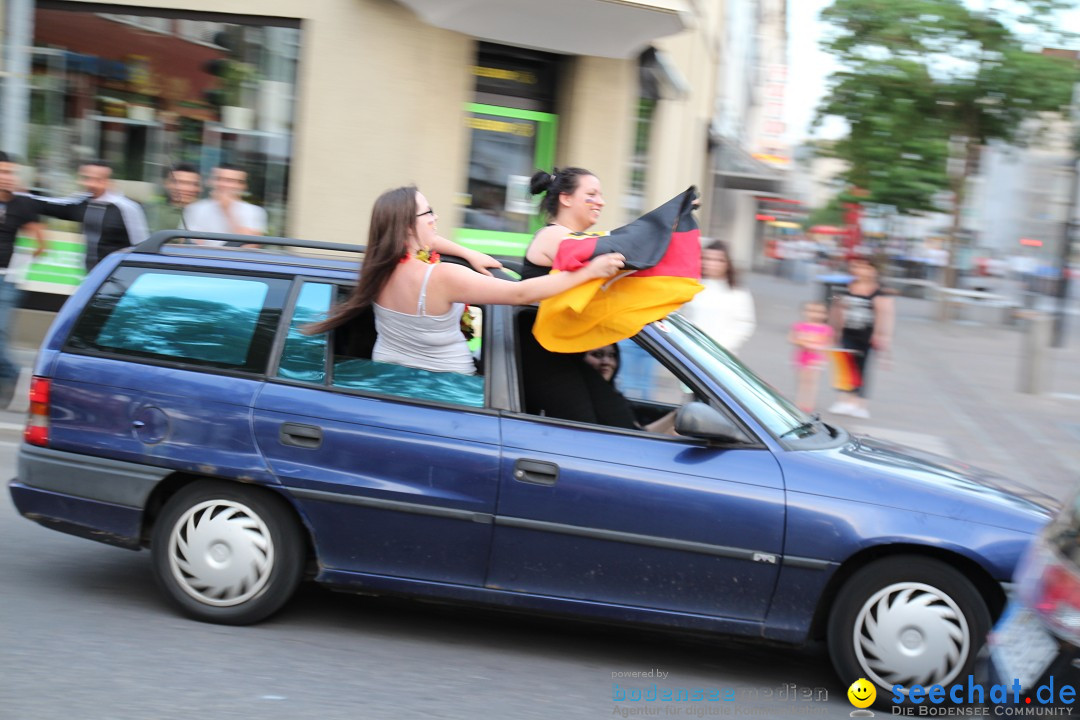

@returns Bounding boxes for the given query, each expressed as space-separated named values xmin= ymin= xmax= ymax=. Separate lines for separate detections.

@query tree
xmin=814 ymin=0 xmax=1079 ymax=285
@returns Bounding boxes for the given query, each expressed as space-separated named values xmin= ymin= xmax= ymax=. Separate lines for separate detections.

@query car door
xmin=252 ymin=280 xmax=500 ymax=586
xmin=488 ymin=332 xmax=786 ymax=621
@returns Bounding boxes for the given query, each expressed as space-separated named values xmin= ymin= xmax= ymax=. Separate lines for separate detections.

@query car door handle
xmin=513 ymin=459 xmax=559 ymax=486
xmin=280 ymin=422 xmax=322 ymax=449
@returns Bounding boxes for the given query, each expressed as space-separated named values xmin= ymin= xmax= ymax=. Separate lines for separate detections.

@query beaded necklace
xmin=400 ymin=247 xmax=441 ymax=264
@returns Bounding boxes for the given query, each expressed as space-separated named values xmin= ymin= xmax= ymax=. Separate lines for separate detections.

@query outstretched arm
xmin=436 ymin=252 xmax=625 ymax=306
xmin=431 ymin=235 xmax=503 ymax=276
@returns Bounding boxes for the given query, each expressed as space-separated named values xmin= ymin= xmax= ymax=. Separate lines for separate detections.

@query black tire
xmin=150 ymin=480 xmax=305 ymax=625
xmin=826 ymin=556 xmax=991 ymax=708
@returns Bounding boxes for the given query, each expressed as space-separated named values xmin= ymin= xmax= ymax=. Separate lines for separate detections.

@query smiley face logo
xmin=847 ymin=678 xmax=876 ymax=708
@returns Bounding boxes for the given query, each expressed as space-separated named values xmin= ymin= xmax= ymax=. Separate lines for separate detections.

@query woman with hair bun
xmin=522 ymin=167 xmax=605 ymax=280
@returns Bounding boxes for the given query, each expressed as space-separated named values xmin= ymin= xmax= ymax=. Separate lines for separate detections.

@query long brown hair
xmin=705 ymin=239 xmax=739 ymax=287
xmin=305 ymin=185 xmax=418 ymax=335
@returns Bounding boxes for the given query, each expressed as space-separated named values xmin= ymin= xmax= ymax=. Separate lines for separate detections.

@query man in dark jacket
xmin=36 ymin=160 xmax=149 ymax=270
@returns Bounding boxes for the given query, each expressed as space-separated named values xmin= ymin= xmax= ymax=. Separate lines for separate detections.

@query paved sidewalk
xmin=739 ymin=271 xmax=1080 ymax=503
xmin=3 ymin=276 xmax=1078 ymax=502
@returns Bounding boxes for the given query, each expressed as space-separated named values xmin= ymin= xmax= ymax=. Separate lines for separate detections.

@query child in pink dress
xmin=789 ymin=301 xmax=834 ymax=413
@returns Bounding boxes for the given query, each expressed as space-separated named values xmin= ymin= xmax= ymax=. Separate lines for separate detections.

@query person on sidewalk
xmin=183 ymin=163 xmax=265 ymax=246
xmin=33 ymin=159 xmax=150 ymax=271
xmin=682 ymin=240 xmax=756 ymax=357
xmin=789 ymin=300 xmax=833 ymax=413
xmin=828 ymin=257 xmax=894 ymax=419
xmin=0 ymin=152 xmax=47 ymax=403
xmin=146 ymin=163 xmax=201 ymax=232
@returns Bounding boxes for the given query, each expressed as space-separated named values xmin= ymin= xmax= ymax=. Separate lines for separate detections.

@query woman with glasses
xmin=306 ymin=185 xmax=624 ymax=375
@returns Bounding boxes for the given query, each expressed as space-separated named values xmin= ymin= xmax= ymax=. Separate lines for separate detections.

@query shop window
xmin=28 ymin=3 xmax=300 ymax=241
xmin=456 ymin=44 xmax=562 ymax=257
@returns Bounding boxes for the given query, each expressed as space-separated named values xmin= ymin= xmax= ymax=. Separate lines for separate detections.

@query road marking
xmin=0 ymin=422 xmax=23 ymax=432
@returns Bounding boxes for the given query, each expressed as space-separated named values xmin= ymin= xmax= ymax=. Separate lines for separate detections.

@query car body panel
xmin=253 ymin=382 xmax=501 ymax=585
xmin=491 ymin=412 xmax=786 ymax=620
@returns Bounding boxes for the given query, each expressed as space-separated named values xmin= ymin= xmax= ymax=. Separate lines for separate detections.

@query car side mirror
xmin=675 ymin=402 xmax=748 ymax=443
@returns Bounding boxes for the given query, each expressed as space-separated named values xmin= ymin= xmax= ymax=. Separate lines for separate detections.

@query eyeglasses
xmin=416 ymin=207 xmax=435 ymax=218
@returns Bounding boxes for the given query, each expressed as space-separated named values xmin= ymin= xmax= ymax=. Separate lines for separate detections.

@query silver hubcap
xmin=854 ymin=581 xmax=970 ymax=690
xmin=168 ymin=499 xmax=274 ymax=607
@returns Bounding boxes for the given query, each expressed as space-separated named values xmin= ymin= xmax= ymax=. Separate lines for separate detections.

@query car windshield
xmin=663 ymin=313 xmax=814 ymax=439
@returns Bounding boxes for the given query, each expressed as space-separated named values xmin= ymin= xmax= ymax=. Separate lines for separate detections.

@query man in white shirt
xmin=183 ymin=163 xmax=266 ymax=246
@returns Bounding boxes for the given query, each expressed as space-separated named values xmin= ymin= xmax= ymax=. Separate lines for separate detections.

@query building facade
xmin=1 ymin=0 xmax=730 ymax=302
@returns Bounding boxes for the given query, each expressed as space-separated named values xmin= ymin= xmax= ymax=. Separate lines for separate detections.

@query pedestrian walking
xmin=827 ymin=257 xmax=894 ymax=419
xmin=183 ymin=163 xmax=265 ymax=245
xmin=0 ymin=152 xmax=47 ymax=402
xmin=34 ymin=160 xmax=150 ymax=271
xmin=788 ymin=301 xmax=833 ymax=413
xmin=146 ymin=162 xmax=201 ymax=232
xmin=682 ymin=240 xmax=756 ymax=356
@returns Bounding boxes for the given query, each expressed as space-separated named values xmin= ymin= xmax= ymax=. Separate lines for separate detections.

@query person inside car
xmin=582 ymin=344 xmax=678 ymax=434
xmin=305 ymin=185 xmax=624 ymax=375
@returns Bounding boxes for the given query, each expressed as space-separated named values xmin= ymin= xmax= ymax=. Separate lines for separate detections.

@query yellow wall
xmin=649 ymin=0 xmax=723 ymax=226
xmin=555 ymin=56 xmax=637 ymax=233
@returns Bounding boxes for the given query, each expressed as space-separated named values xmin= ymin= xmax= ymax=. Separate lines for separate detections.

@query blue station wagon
xmin=9 ymin=231 xmax=1052 ymax=704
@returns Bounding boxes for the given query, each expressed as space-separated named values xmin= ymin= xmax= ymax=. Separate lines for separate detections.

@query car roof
xmin=130 ymin=230 xmax=525 ymax=281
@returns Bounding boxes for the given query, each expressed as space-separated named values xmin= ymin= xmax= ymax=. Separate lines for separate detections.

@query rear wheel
xmin=827 ymin=556 xmax=991 ymax=706
xmin=151 ymin=481 xmax=304 ymax=625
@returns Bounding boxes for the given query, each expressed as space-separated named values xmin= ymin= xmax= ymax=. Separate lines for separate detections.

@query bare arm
xmin=872 ymin=294 xmax=895 ymax=352
xmin=22 ymin=222 xmax=47 ymax=257
xmin=431 ymin=235 xmax=502 ymax=276
xmin=436 ymin=253 xmax=624 ymax=306
xmin=524 ymin=225 xmax=569 ymax=266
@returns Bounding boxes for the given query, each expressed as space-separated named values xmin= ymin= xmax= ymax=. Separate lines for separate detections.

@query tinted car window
xmin=68 ymin=267 xmax=288 ymax=373
xmin=277 ymin=282 xmax=333 ymax=383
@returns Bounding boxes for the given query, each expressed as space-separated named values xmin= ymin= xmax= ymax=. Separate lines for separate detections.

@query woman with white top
xmin=306 ymin=185 xmax=624 ymax=374
xmin=682 ymin=240 xmax=756 ymax=356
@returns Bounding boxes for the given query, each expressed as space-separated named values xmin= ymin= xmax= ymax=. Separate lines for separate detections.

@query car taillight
xmin=1021 ymin=539 xmax=1080 ymax=645
xmin=24 ymin=376 xmax=50 ymax=447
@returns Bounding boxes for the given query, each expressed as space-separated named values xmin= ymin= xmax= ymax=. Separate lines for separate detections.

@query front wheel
xmin=151 ymin=481 xmax=305 ymax=625
xmin=827 ymin=556 xmax=991 ymax=705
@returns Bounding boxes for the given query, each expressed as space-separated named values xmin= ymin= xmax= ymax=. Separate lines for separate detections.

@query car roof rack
xmin=135 ymin=230 xmax=366 ymax=256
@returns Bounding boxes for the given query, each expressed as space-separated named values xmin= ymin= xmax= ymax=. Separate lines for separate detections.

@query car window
xmin=279 ymin=283 xmax=486 ymax=408
xmin=67 ymin=267 xmax=287 ymax=372
xmin=277 ymin=282 xmax=333 ymax=383
xmin=613 ymin=339 xmax=691 ymax=406
xmin=516 ymin=307 xmax=697 ymax=434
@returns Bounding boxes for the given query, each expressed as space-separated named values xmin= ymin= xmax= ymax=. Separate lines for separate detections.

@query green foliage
xmin=814 ymin=0 xmax=1079 ymax=215
xmin=805 ymin=198 xmax=846 ymax=229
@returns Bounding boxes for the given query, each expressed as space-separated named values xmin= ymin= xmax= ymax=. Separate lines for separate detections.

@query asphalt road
xmin=0 ymin=441 xmax=862 ymax=720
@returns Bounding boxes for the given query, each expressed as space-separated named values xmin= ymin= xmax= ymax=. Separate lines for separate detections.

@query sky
xmin=784 ymin=0 xmax=1080 ymax=145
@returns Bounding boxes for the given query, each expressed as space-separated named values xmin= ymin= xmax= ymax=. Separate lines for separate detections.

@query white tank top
xmin=372 ymin=263 xmax=476 ymax=375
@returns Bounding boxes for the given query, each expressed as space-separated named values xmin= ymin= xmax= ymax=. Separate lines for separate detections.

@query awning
xmin=713 ymin=138 xmax=785 ymax=194
xmin=396 ymin=0 xmax=692 ymax=59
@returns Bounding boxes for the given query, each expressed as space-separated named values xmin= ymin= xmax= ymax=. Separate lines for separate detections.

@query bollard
xmin=1017 ymin=310 xmax=1052 ymax=394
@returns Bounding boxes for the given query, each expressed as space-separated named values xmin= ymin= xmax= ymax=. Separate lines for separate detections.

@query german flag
xmin=532 ymin=187 xmax=703 ymax=353
xmin=830 ymin=349 xmax=863 ymax=392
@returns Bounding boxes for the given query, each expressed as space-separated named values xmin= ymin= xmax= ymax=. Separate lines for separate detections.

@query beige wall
xmin=555 ymin=55 xmax=636 ymax=233
xmin=648 ymin=0 xmax=723 ymax=221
